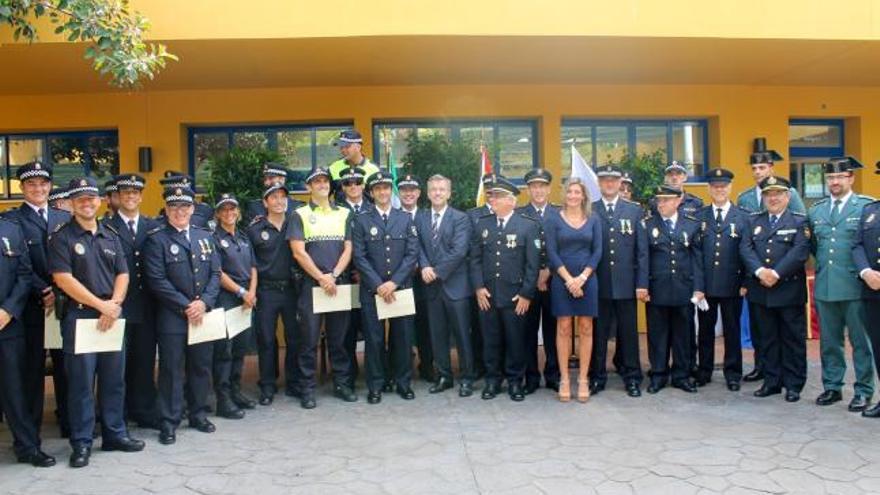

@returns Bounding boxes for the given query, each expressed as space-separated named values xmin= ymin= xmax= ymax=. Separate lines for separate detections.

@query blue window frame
xmin=372 ymin=119 xmax=539 ymax=183
xmin=788 ymin=119 xmax=845 ymax=158
xmin=188 ymin=123 xmax=353 ymax=191
xmin=561 ymin=119 xmax=709 ymax=180
xmin=0 ymin=130 xmax=119 ymax=199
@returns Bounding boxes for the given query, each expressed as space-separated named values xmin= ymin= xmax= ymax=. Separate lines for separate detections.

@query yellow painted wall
xmin=2 ymin=83 xmax=878 ymax=213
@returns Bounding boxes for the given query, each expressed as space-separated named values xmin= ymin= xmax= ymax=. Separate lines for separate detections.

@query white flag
xmin=570 ymin=144 xmax=601 ymax=202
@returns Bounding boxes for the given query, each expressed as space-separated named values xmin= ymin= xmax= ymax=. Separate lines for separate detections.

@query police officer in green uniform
xmin=329 ymin=130 xmax=380 ymax=202
xmin=853 ymin=162 xmax=880 ymax=417
xmin=288 ymin=167 xmax=357 ymax=409
xmin=809 ymin=157 xmax=874 ymax=412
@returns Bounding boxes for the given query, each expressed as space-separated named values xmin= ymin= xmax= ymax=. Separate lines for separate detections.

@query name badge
xmin=776 ymin=229 xmax=796 ymax=235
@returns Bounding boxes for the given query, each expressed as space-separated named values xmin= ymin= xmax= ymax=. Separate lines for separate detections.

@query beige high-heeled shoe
xmin=558 ymin=378 xmax=571 ymax=402
xmin=577 ymin=380 xmax=590 ymax=403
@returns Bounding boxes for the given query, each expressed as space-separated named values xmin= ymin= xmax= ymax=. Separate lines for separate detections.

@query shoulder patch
xmin=249 ymin=215 xmax=265 ymax=226
xmin=791 ymin=211 xmax=806 ymax=217
xmin=53 ymin=221 xmax=69 ymax=233
xmin=103 ymin=223 xmax=119 ymax=235
xmin=812 ymin=198 xmax=829 ymax=207
xmin=146 ymin=226 xmax=163 ymax=236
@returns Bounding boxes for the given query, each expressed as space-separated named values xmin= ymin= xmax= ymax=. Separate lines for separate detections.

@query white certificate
xmin=313 ymin=284 xmax=358 ymax=314
xmin=224 ymin=305 xmax=253 ymax=339
xmin=188 ymin=308 xmax=227 ymax=345
xmin=74 ymin=318 xmax=125 ymax=354
xmin=44 ymin=312 xmax=63 ymax=350
xmin=375 ymin=288 xmax=416 ymax=320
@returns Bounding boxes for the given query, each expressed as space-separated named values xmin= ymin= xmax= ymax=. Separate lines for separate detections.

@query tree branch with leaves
xmin=0 ymin=0 xmax=176 ymax=88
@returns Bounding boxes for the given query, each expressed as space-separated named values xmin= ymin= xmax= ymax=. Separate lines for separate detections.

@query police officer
xmin=644 ymin=186 xmax=703 ymax=394
xmin=398 ymin=173 xmax=434 ymax=382
xmin=246 ymin=180 xmax=301 ymax=405
xmin=288 ymin=167 xmax=357 ymax=409
xmin=809 ymin=157 xmax=874 ymax=411
xmin=590 ymin=165 xmax=648 ymax=397
xmin=214 ymin=194 xmax=258 ymax=417
xmin=352 ymin=171 xmax=420 ymax=403
xmin=329 ymin=130 xmax=380 ymax=201
xmin=157 ymin=172 xmax=215 ymax=230
xmin=0 ymin=214 xmax=55 ymax=466
xmin=244 ymin=163 xmax=303 ymax=223
xmin=2 ymin=161 xmax=72 ymax=440
xmin=102 ymin=177 xmax=119 ymax=220
xmin=737 ymin=138 xmax=807 ymax=215
xmin=620 ymin=172 xmax=635 ymax=202
xmin=48 ymin=185 xmax=71 ymax=212
xmin=466 ymin=174 xmax=497 ymax=380
xmin=517 ymin=168 xmax=561 ymax=393
xmin=853 ymin=163 xmax=880 ymax=417
xmin=740 ymin=176 xmax=811 ymax=403
xmin=48 ymin=177 xmax=145 ymax=468
xmin=144 ymin=186 xmax=222 ymax=444
xmin=696 ymin=168 xmax=750 ymax=391
xmin=470 ymin=176 xmax=541 ymax=401
xmin=649 ymin=162 xmax=704 ymax=217
xmin=104 ymin=174 xmax=161 ymax=428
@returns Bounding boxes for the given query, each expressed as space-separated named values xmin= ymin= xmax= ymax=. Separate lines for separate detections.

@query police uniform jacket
xmin=593 ymin=198 xmax=649 ymax=300
xmin=698 ymin=204 xmax=750 ymax=298
xmin=104 ymin=213 xmax=159 ymax=324
xmin=740 ymin=209 xmax=811 ymax=308
xmin=809 ymin=194 xmax=874 ymax=302
xmin=0 ymin=218 xmax=33 ymax=340
xmin=469 ymin=212 xmax=541 ymax=308
xmin=2 ymin=205 xmax=70 ymax=297
xmin=352 ymin=207 xmax=419 ymax=295
xmin=853 ymin=200 xmax=880 ymax=300
xmin=644 ymin=213 xmax=704 ymax=306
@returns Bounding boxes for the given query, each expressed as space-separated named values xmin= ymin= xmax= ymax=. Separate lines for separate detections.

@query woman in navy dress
xmin=545 ymin=178 xmax=602 ymax=402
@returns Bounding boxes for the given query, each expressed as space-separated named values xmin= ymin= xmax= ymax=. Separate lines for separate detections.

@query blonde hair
xmin=563 ymin=178 xmax=592 ymax=219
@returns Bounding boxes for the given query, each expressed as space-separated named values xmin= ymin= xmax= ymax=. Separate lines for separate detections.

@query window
xmin=561 ymin=119 xmax=709 ymax=178
xmin=372 ymin=120 xmax=538 ymax=182
xmin=788 ymin=119 xmax=845 ymax=200
xmin=0 ymin=130 xmax=119 ymax=199
xmin=188 ymin=123 xmax=353 ymax=191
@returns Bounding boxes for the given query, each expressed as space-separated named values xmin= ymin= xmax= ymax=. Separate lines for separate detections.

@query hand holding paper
xmin=188 ymin=307 xmax=227 ymax=345
xmin=75 ymin=318 xmax=125 ymax=354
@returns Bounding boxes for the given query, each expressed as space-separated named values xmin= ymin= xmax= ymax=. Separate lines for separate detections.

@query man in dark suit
xmin=417 ymin=174 xmax=475 ymax=397
xmin=591 ymin=165 xmax=648 ymax=397
xmin=2 ymin=161 xmax=71 ymax=439
xmin=853 ymin=164 xmax=880 ymax=417
xmin=470 ymin=176 xmax=540 ymax=401
xmin=103 ymin=174 xmax=161 ymax=428
xmin=516 ymin=168 xmax=560 ymax=393
xmin=740 ymin=176 xmax=811 ymax=403
xmin=696 ymin=168 xmax=750 ymax=391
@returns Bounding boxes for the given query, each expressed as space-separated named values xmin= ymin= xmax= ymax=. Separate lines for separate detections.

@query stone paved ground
xmin=1 ymin=341 xmax=879 ymax=494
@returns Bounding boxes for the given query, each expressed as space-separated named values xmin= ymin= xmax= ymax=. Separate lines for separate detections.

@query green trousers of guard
xmin=816 ymin=299 xmax=875 ymax=397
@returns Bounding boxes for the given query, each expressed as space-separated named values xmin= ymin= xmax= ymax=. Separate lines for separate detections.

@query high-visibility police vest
xmin=329 ymin=158 xmax=380 ymax=181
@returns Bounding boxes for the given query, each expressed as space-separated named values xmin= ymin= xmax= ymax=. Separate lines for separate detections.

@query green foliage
xmin=609 ymin=150 xmax=667 ymax=204
xmin=0 ymin=0 xmax=176 ymax=88
xmin=401 ymin=132 xmax=482 ymax=211
xmin=202 ymin=147 xmax=283 ymax=218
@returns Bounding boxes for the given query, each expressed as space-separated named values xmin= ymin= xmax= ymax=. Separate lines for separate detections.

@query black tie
xmin=665 ymin=219 xmax=673 ymax=232
xmin=37 ymin=208 xmax=47 ymax=228
xmin=128 ymin=219 xmax=136 ymax=237
xmin=431 ymin=212 xmax=440 ymax=243
xmin=381 ymin=213 xmax=388 ymax=225
xmin=498 ymin=218 xmax=505 ymax=230
xmin=831 ymin=199 xmax=843 ymax=222
xmin=715 ymin=208 xmax=723 ymax=224
xmin=354 ymin=204 xmax=360 ymax=214
xmin=606 ymin=203 xmax=614 ymax=216
xmin=769 ymin=215 xmax=778 ymax=227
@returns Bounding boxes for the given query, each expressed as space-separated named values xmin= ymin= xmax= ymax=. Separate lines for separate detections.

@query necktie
xmin=665 ymin=219 xmax=673 ymax=232
xmin=181 ymin=229 xmax=190 ymax=242
xmin=538 ymin=208 xmax=544 ymax=218
xmin=431 ymin=212 xmax=440 ymax=242
xmin=128 ymin=219 xmax=136 ymax=237
xmin=354 ymin=204 xmax=360 ymax=214
xmin=769 ymin=215 xmax=778 ymax=227
xmin=37 ymin=208 xmax=47 ymax=228
xmin=381 ymin=213 xmax=388 ymax=224
xmin=498 ymin=218 xmax=505 ymax=230
xmin=831 ymin=199 xmax=843 ymax=222
xmin=606 ymin=203 xmax=614 ymax=216
xmin=715 ymin=208 xmax=723 ymax=224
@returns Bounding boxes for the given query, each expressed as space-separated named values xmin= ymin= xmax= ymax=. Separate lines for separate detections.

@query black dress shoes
xmin=396 ymin=386 xmax=415 ymax=400
xmin=18 ymin=450 xmax=56 ymax=467
xmin=258 ymin=392 xmax=274 ymax=406
xmin=382 ymin=381 xmax=395 ymax=393
xmin=862 ymin=403 xmax=880 ymax=418
xmin=545 ymin=380 xmax=560 ymax=392
xmin=367 ymin=391 xmax=382 ymax=404
xmin=743 ymin=369 xmax=764 ymax=382
xmin=509 ymin=384 xmax=525 ymax=402
xmin=481 ymin=384 xmax=499 ymax=400
xmin=848 ymin=395 xmax=869 ymax=412
xmin=785 ymin=390 xmax=801 ymax=403
xmin=589 ymin=382 xmax=605 ymax=396
xmin=333 ymin=385 xmax=358 ymax=402
xmin=816 ymin=390 xmax=843 ymax=406
xmin=626 ymin=382 xmax=641 ymax=397
xmin=727 ymin=382 xmax=741 ymax=392
xmin=232 ymin=389 xmax=257 ymax=409
xmin=300 ymin=394 xmax=317 ymax=410
xmin=695 ymin=376 xmax=710 ymax=387
xmin=189 ymin=418 xmax=216 ymax=433
xmin=216 ymin=396 xmax=245 ymax=420
xmin=673 ymin=380 xmax=698 ymax=393
xmin=69 ymin=446 xmax=91 ymax=468
xmin=647 ymin=382 xmax=664 ymax=394
xmin=524 ymin=382 xmax=540 ymax=395
xmin=429 ymin=377 xmax=454 ymax=394
xmin=159 ymin=426 xmax=176 ymax=445
xmin=101 ymin=436 xmax=145 ymax=452
xmin=753 ymin=386 xmax=782 ymax=398
xmin=459 ymin=383 xmax=474 ymax=397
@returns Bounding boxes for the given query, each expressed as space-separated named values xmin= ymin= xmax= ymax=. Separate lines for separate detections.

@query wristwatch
xmin=236 ymin=287 xmax=247 ymax=298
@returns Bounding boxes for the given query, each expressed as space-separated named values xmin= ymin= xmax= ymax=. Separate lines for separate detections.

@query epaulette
xmin=52 ymin=221 xmax=69 ymax=233
xmin=479 ymin=211 xmax=495 ymax=219
xmin=103 ymin=223 xmax=119 ymax=235
xmin=146 ymin=225 xmax=163 ymax=236
xmin=192 ymin=225 xmax=212 ymax=232
xmin=684 ymin=214 xmax=698 ymax=221
xmin=792 ymin=211 xmax=806 ymax=217
xmin=750 ymin=211 xmax=763 ymax=216
xmin=858 ymin=194 xmax=875 ymax=202
xmin=48 ymin=206 xmax=67 ymax=214
xmin=868 ymin=199 xmax=880 ymax=206
xmin=620 ymin=198 xmax=639 ymax=206
xmin=517 ymin=212 xmax=538 ymax=223
xmin=812 ymin=198 xmax=829 ymax=207
xmin=249 ymin=215 xmax=265 ymax=226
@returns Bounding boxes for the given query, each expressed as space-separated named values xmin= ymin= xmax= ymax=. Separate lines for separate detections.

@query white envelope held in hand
xmin=74 ymin=318 xmax=125 ymax=354
xmin=375 ymin=288 xmax=416 ymax=320
xmin=313 ymin=284 xmax=358 ymax=314
xmin=188 ymin=308 xmax=227 ymax=345
xmin=44 ymin=312 xmax=63 ymax=350
xmin=225 ymin=305 xmax=253 ymax=339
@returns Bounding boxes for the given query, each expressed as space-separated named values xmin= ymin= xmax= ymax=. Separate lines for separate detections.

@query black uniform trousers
xmin=22 ymin=299 xmax=69 ymax=435
xmin=360 ymin=297 xmax=413 ymax=392
xmin=254 ymin=284 xmax=299 ymax=395
xmin=646 ymin=303 xmax=693 ymax=385
xmin=753 ymin=303 xmax=806 ymax=392
xmin=427 ymin=293 xmax=474 ymax=383
xmin=478 ymin=305 xmax=526 ymax=387
xmin=696 ymin=296 xmax=743 ymax=383
xmin=592 ymin=298 xmax=643 ymax=386
xmin=158 ymin=334 xmax=212 ymax=428
xmin=470 ymin=298 xmax=486 ymax=376
xmin=864 ymin=303 xmax=880 ymax=380
xmin=747 ymin=300 xmax=764 ymax=372
xmin=63 ymin=308 xmax=128 ymax=448
xmin=297 ymin=279 xmax=351 ymax=393
xmin=0 ymin=329 xmax=42 ymax=456
xmin=124 ymin=319 xmax=158 ymax=423
xmin=524 ymin=289 xmax=559 ymax=387
xmin=344 ymin=308 xmax=362 ymax=388
xmin=213 ymin=295 xmax=252 ymax=396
